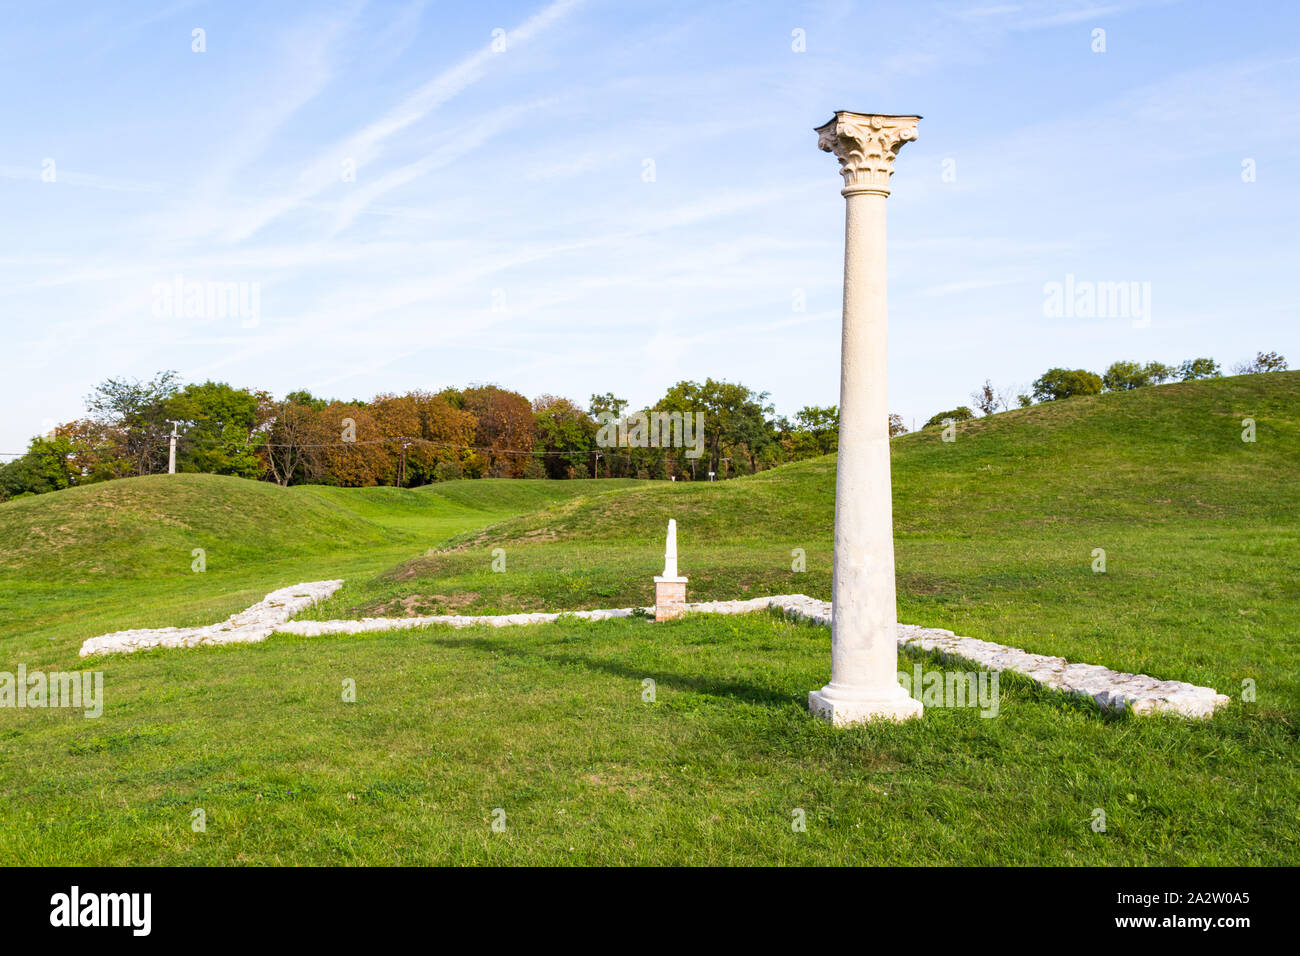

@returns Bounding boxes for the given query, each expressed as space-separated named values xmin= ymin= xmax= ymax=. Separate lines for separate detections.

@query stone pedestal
xmin=654 ymin=576 xmax=688 ymax=621
xmin=810 ymin=112 xmax=923 ymax=726
xmin=653 ymin=518 xmax=687 ymax=621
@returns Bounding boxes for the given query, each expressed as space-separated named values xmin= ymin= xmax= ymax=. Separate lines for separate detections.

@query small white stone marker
xmin=653 ymin=519 xmax=688 ymax=622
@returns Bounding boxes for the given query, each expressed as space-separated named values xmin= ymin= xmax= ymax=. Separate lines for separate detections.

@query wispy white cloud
xmin=222 ymin=0 xmax=584 ymax=241
xmin=0 ymin=165 xmax=161 ymax=192
xmin=327 ymin=98 xmax=556 ymax=234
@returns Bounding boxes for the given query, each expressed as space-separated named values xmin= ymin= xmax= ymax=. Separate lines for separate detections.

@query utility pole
xmin=398 ymin=440 xmax=411 ymax=487
xmin=168 ymin=421 xmax=178 ymax=474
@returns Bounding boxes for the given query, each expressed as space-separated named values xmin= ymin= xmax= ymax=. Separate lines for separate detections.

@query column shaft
xmin=831 ymin=190 xmax=897 ymax=690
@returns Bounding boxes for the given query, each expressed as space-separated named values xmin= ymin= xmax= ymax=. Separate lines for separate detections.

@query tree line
xmin=0 ymin=374 xmax=856 ymax=499
xmin=5 ymin=351 xmax=1287 ymax=499
xmin=924 ymin=351 xmax=1288 ymax=427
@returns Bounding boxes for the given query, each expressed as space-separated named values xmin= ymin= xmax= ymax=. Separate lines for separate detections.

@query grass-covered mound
xmin=0 ymin=473 xmax=403 ymax=579
xmin=310 ymin=373 xmax=1299 ymax=712
xmin=0 ymin=475 xmax=648 ymax=672
xmin=0 ymin=373 xmax=1296 ymax=865
xmin=0 ymin=474 xmax=649 ymax=580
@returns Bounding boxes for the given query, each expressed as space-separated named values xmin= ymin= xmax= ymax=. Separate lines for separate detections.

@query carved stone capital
xmin=816 ymin=112 xmax=920 ymax=196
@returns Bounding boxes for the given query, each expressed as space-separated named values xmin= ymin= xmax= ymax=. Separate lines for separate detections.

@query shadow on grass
xmin=414 ymin=630 xmax=803 ymax=709
xmin=400 ymin=622 xmax=1128 ymax=721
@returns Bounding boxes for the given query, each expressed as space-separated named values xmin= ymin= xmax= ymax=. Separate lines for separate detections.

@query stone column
xmin=809 ymin=112 xmax=923 ymax=725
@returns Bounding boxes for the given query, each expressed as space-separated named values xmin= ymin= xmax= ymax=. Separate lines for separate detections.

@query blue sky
xmin=2 ymin=0 xmax=1297 ymax=454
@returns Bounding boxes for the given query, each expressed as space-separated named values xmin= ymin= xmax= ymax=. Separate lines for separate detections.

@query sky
xmin=2 ymin=0 xmax=1297 ymax=455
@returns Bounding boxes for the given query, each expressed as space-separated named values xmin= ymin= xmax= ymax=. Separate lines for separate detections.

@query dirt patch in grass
xmin=373 ymin=592 xmax=482 ymax=616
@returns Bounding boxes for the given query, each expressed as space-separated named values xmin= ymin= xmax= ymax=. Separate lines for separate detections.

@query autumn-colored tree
xmin=319 ymin=402 xmax=390 ymax=486
xmin=462 ymin=385 xmax=536 ymax=478
xmin=970 ymin=380 xmax=999 ymax=415
xmin=55 ymin=418 xmax=133 ymax=483
xmin=1234 ymin=351 xmax=1288 ymax=374
xmin=410 ymin=390 xmax=477 ymax=483
xmin=371 ymin=393 xmax=420 ymax=486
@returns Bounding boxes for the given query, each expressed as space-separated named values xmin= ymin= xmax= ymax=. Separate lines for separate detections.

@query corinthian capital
xmin=816 ymin=112 xmax=921 ymax=196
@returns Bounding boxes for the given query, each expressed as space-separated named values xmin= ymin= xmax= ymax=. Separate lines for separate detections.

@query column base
xmin=653 ymin=576 xmax=688 ymax=622
xmin=809 ymin=683 xmax=923 ymax=725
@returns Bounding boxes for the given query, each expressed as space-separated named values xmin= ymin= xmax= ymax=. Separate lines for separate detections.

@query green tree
xmin=1102 ymin=360 xmax=1152 ymax=391
xmin=588 ymin=392 xmax=627 ymax=419
xmin=1178 ymin=358 xmax=1221 ymax=381
xmin=793 ymin=405 xmax=839 ymax=456
xmin=165 ymin=381 xmax=266 ymax=478
xmin=533 ymin=395 xmax=596 ymax=479
xmin=658 ymin=379 xmax=776 ymax=476
xmin=1031 ymin=368 xmax=1102 ymax=402
xmin=1144 ymin=361 xmax=1176 ymax=384
xmin=0 ymin=435 xmax=75 ymax=498
xmin=85 ymin=370 xmax=180 ymax=475
xmin=284 ymin=389 xmax=327 ymax=410
xmin=924 ymin=406 xmax=975 ymax=428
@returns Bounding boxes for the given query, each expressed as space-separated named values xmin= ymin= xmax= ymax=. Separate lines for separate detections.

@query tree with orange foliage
xmin=461 ymin=385 xmax=537 ymax=479
xmin=54 ymin=418 xmax=134 ymax=484
xmin=319 ymin=402 xmax=391 ymax=487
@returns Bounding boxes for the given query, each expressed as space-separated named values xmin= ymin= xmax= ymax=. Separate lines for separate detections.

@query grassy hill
xmin=0 ymin=372 xmax=1296 ymax=865
xmin=306 ymin=373 xmax=1300 ymax=710
xmin=0 ymin=475 xmax=647 ymax=670
xmin=0 ymin=474 xmax=648 ymax=580
xmin=0 ymin=474 xmax=400 ymax=580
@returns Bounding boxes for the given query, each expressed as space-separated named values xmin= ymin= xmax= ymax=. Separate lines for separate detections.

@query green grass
xmin=1 ymin=373 xmax=1297 ymax=865
xmin=4 ymin=613 xmax=1296 ymax=865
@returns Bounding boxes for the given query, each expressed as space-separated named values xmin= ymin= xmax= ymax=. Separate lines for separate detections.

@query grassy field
xmin=1 ymin=373 xmax=1297 ymax=865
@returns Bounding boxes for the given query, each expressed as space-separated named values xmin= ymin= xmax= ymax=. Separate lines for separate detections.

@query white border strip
xmin=79 ymin=584 xmax=1229 ymax=717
